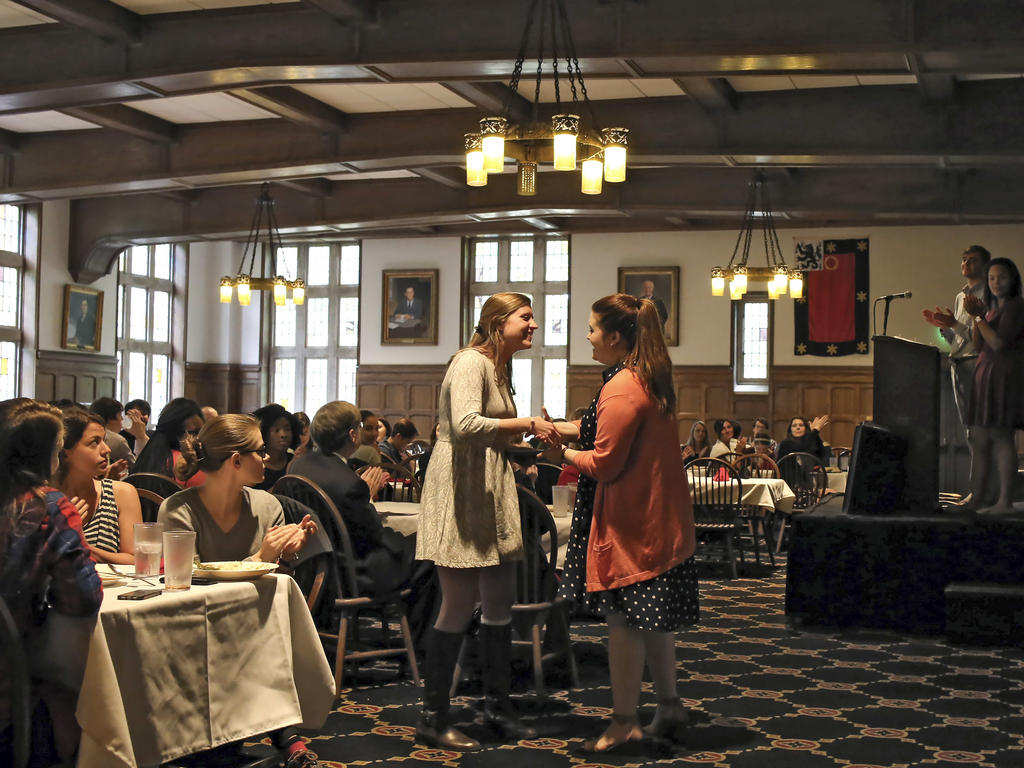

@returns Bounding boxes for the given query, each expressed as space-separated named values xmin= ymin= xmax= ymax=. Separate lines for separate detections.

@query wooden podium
xmin=870 ymin=335 xmax=942 ymax=511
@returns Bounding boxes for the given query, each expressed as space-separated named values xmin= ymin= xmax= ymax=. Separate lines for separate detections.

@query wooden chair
xmin=380 ymin=461 xmax=422 ymax=503
xmin=533 ymin=462 xmax=562 ymax=505
xmin=134 ymin=488 xmax=165 ymax=523
xmin=271 ymin=474 xmax=420 ymax=693
xmin=123 ymin=472 xmax=180 ymax=499
xmin=0 ymin=595 xmax=31 ymax=768
xmin=714 ymin=451 xmax=742 ymax=467
xmin=732 ymin=453 xmax=781 ymax=566
xmin=452 ymin=486 xmax=579 ymax=700
xmin=776 ymin=451 xmax=829 ymax=552
xmin=687 ymin=458 xmax=746 ymax=578
xmin=834 ymin=447 xmax=852 ymax=471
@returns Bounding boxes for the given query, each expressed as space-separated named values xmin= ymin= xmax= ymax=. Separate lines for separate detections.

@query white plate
xmin=193 ymin=561 xmax=279 ymax=580
xmin=98 ymin=573 xmax=125 ymax=588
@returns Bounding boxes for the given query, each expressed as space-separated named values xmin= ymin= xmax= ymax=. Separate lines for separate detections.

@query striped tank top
xmin=82 ymin=478 xmax=121 ymax=554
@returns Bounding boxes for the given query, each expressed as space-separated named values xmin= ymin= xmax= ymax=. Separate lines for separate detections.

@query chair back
xmin=515 ymin=485 xmax=558 ymax=606
xmin=715 ymin=451 xmax=742 ymax=466
xmin=533 ymin=462 xmax=562 ymax=505
xmin=123 ymin=472 xmax=180 ymax=498
xmin=733 ymin=453 xmax=780 ymax=479
xmin=0 ymin=595 xmax=31 ymax=768
xmin=135 ymin=488 xmax=165 ymax=523
xmin=777 ymin=451 xmax=828 ymax=512
xmin=271 ymin=475 xmax=359 ymax=601
xmin=380 ymin=461 xmax=422 ymax=502
xmin=687 ymin=457 xmax=743 ymax=523
xmin=835 ymin=448 xmax=852 ymax=471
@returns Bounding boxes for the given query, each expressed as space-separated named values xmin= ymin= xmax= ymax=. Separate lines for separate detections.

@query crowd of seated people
xmin=685 ymin=414 xmax=832 ymax=467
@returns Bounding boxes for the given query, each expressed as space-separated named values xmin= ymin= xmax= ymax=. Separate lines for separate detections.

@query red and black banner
xmin=793 ymin=238 xmax=870 ymax=357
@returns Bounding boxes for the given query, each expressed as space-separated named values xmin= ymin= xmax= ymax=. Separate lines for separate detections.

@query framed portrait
xmin=61 ymin=284 xmax=103 ymax=352
xmin=618 ymin=266 xmax=680 ymax=346
xmin=382 ymin=269 xmax=439 ymax=345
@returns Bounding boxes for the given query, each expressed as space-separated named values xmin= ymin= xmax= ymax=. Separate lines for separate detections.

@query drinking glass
xmin=162 ymin=531 xmax=195 ymax=591
xmin=134 ymin=522 xmax=163 ymax=577
xmin=551 ymin=485 xmax=572 ymax=518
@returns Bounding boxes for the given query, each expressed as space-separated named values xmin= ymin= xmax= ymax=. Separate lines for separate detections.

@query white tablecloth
xmin=77 ymin=572 xmax=335 ymax=768
xmin=687 ymin=474 xmax=796 ymax=514
xmin=827 ymin=471 xmax=848 ymax=492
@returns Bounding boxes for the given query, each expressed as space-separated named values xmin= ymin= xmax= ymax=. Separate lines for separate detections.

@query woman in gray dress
xmin=415 ymin=292 xmax=559 ymax=751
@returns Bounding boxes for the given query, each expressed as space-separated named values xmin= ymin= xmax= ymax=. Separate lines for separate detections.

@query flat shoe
xmin=578 ymin=715 xmax=643 ymax=754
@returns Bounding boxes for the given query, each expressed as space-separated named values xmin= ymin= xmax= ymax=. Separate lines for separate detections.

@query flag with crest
xmin=793 ymin=238 xmax=870 ymax=357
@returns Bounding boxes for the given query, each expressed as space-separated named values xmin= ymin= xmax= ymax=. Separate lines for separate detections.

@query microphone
xmin=880 ymin=291 xmax=912 ymax=300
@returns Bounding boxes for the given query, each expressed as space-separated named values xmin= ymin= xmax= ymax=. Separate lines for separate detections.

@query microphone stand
xmin=872 ymin=296 xmax=895 ymax=337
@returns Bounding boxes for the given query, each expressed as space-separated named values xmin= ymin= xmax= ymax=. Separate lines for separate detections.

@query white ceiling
xmin=0 ymin=110 xmax=98 ymax=132
xmin=111 ymin=0 xmax=297 ymax=13
xmin=0 ymin=0 xmax=53 ymax=27
xmin=293 ymin=83 xmax=473 ymax=113
xmin=128 ymin=92 xmax=280 ymax=122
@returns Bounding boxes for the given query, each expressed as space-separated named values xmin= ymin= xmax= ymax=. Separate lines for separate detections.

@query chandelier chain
xmin=505 ymin=0 xmax=539 ymax=117
xmin=556 ymin=0 xmax=596 ymax=126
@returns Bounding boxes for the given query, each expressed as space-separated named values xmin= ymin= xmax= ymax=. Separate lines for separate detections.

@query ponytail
xmin=591 ymin=293 xmax=676 ymax=415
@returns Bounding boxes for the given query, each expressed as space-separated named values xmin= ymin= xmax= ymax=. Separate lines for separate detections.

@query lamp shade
xmin=711 ymin=267 xmax=727 ymax=297
xmin=291 ymin=280 xmax=305 ymax=305
xmin=601 ymin=127 xmax=629 ymax=182
xmin=465 ymin=133 xmax=487 ymax=187
xmin=273 ymin=276 xmax=287 ymax=306
xmin=236 ymin=275 xmax=251 ymax=306
xmin=789 ymin=270 xmax=804 ymax=300
xmin=479 ymin=117 xmax=507 ymax=174
xmin=552 ymin=114 xmax=579 ymax=171
xmin=729 ymin=280 xmax=743 ymax=300
xmin=219 ymin=277 xmax=234 ymax=303
xmin=733 ymin=265 xmax=748 ymax=294
xmin=581 ymin=158 xmax=603 ymax=194
xmin=517 ymin=160 xmax=537 ymax=196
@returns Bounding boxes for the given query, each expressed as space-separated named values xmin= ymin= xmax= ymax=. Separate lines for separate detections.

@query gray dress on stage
xmin=415 ymin=349 xmax=523 ymax=568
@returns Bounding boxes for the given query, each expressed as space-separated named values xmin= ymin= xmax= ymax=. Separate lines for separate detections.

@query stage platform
xmin=785 ymin=506 xmax=1024 ymax=634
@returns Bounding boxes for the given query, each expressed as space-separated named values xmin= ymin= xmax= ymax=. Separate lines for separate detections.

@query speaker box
xmin=843 ymin=421 xmax=907 ymax=515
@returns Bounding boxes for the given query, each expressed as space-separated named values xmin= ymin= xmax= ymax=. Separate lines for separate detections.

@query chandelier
xmin=711 ymin=172 xmax=803 ymax=300
xmin=463 ymin=0 xmax=628 ymax=196
xmin=219 ymin=182 xmax=305 ymax=307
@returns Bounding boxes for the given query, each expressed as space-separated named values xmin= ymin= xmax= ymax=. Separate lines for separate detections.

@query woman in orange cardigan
xmin=555 ymin=293 xmax=698 ymax=753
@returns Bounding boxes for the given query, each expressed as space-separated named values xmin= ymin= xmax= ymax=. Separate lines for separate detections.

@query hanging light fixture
xmin=219 ymin=182 xmax=305 ymax=307
xmin=710 ymin=172 xmax=802 ymax=300
xmin=461 ymin=0 xmax=629 ymax=196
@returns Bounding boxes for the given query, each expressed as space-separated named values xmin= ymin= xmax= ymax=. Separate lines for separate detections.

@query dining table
xmin=686 ymin=472 xmax=797 ymax=513
xmin=77 ymin=567 xmax=336 ymax=768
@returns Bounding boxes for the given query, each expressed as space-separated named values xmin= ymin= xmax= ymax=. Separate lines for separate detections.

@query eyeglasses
xmin=239 ymin=446 xmax=268 ymax=458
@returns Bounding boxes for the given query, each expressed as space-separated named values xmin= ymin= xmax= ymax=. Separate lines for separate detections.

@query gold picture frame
xmin=618 ymin=266 xmax=680 ymax=346
xmin=61 ymin=284 xmax=103 ymax=352
xmin=382 ymin=269 xmax=439 ymax=345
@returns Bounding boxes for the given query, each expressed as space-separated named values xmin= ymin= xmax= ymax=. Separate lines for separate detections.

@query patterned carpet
xmin=248 ymin=561 xmax=1024 ymax=768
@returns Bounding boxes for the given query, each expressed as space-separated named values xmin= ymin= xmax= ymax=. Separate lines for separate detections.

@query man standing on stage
xmin=922 ymin=245 xmax=991 ymax=504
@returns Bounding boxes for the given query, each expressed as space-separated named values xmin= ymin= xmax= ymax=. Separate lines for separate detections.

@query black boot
xmin=416 ymin=628 xmax=480 ymax=751
xmin=479 ymin=623 xmax=537 ymax=740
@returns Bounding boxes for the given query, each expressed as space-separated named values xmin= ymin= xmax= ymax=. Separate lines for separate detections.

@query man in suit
xmin=289 ymin=400 xmax=414 ymax=595
xmin=393 ymin=285 xmax=425 ymax=324
xmin=69 ymin=297 xmax=97 ymax=348
xmin=639 ymin=279 xmax=669 ymax=331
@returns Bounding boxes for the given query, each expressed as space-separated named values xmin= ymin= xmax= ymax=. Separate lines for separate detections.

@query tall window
xmin=269 ymin=243 xmax=360 ymax=414
xmin=116 ymin=244 xmax=177 ymax=417
xmin=733 ymin=293 xmax=771 ymax=392
xmin=466 ymin=236 xmax=570 ymax=417
xmin=0 ymin=205 xmax=22 ymax=399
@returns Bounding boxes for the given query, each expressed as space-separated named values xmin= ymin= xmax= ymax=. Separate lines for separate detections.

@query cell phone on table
xmin=117 ymin=588 xmax=162 ymax=601
xmin=158 ymin=576 xmax=216 ymax=586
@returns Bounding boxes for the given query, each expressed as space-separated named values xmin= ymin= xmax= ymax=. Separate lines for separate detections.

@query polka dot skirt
xmin=557 ymin=364 xmax=700 ymax=632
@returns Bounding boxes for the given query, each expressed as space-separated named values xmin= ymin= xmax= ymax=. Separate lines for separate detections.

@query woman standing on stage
xmin=964 ymin=256 xmax=1024 ymax=515
xmin=415 ymin=292 xmax=559 ymax=751
xmin=555 ymin=294 xmax=699 ymax=753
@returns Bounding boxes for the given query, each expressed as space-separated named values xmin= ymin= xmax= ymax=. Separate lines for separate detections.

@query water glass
xmin=551 ymin=485 xmax=572 ymax=518
xmin=162 ymin=530 xmax=195 ymax=591
xmin=134 ymin=522 xmax=163 ymax=577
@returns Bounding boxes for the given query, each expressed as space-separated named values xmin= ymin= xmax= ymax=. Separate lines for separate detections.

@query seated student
xmin=350 ymin=410 xmax=383 ymax=468
xmin=776 ymin=415 xmax=831 ymax=465
xmin=380 ymin=417 xmax=419 ymax=469
xmin=416 ymin=422 xmax=440 ymax=484
xmin=291 ymin=412 xmax=312 ymax=462
xmin=120 ymin=398 xmax=151 ymax=457
xmin=0 ymin=398 xmax=103 ymax=764
xmin=134 ymin=397 xmax=206 ymax=487
xmin=55 ymin=407 xmax=143 ymax=566
xmin=681 ymin=419 xmax=712 ymax=464
xmin=158 ymin=413 xmax=320 ymax=768
xmin=90 ymin=396 xmax=134 ymax=478
xmin=289 ymin=401 xmax=416 ymax=596
xmin=752 ymin=417 xmax=778 ymax=456
xmin=709 ymin=418 xmax=747 ymax=459
xmin=251 ymin=403 xmax=302 ymax=492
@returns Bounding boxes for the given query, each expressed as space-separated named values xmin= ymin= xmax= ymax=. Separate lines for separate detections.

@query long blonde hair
xmin=177 ymin=414 xmax=263 ymax=479
xmin=462 ymin=292 xmax=532 ymax=391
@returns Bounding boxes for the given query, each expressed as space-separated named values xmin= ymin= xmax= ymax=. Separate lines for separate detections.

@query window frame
xmin=267 ymin=241 xmax=361 ymax=414
xmin=463 ymin=234 xmax=571 ymax=418
xmin=0 ymin=204 xmax=25 ymax=399
xmin=732 ymin=291 xmax=773 ymax=393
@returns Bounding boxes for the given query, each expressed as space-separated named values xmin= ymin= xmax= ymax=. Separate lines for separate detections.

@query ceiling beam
xmin=60 ymin=104 xmax=178 ymax=144
xmin=276 ymin=177 xmax=334 ymax=197
xmin=7 ymin=81 xmax=1024 ymax=201
xmin=301 ymin=0 xmax=378 ymax=25
xmin=675 ymin=77 xmax=737 ymax=113
xmin=412 ymin=167 xmax=465 ymax=190
xmin=10 ymin=0 xmax=142 ymax=43
xmin=440 ymin=82 xmax=533 ymax=125
xmin=67 ymin=164 xmax=1024 ymax=280
xmin=228 ymin=86 xmax=348 ymax=133
xmin=4 ymin=2 xmax=1024 ymax=114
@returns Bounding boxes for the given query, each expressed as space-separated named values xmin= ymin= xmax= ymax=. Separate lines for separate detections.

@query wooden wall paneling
xmin=184 ymin=363 xmax=262 ymax=415
xmin=356 ymin=365 xmax=446 ymax=437
xmin=35 ymin=350 xmax=116 ymax=404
